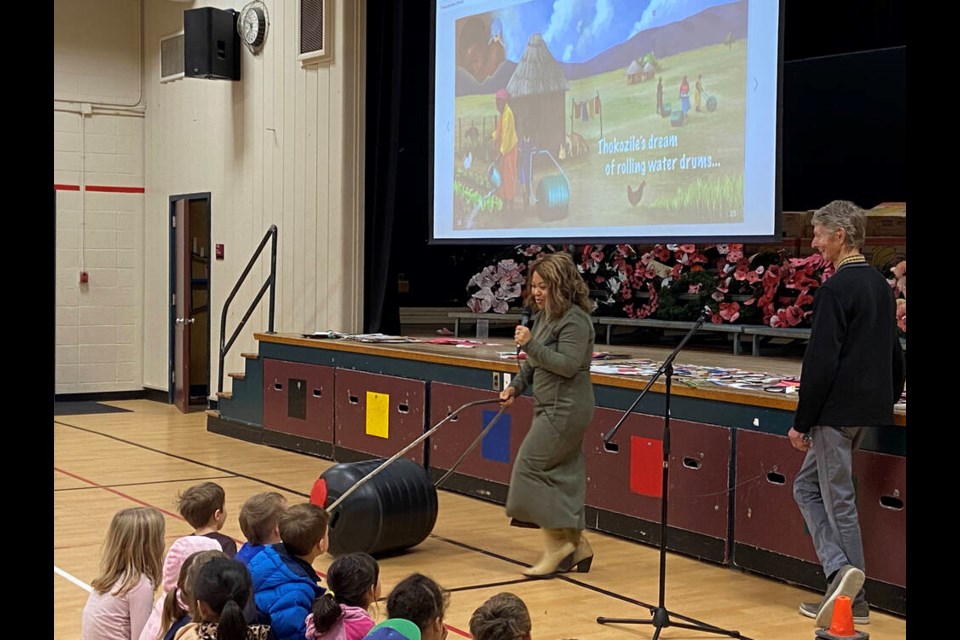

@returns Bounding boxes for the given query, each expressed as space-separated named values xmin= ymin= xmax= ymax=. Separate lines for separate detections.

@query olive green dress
xmin=505 ymin=305 xmax=595 ymax=530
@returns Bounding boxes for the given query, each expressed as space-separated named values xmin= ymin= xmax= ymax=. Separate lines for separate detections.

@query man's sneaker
xmin=814 ymin=565 xmax=866 ymax=627
xmin=799 ymin=600 xmax=869 ymax=625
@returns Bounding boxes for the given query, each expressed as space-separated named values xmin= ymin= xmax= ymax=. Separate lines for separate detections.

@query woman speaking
xmin=499 ymin=252 xmax=596 ymax=577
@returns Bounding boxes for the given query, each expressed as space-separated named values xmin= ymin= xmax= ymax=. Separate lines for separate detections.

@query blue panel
xmin=480 ymin=410 xmax=511 ymax=463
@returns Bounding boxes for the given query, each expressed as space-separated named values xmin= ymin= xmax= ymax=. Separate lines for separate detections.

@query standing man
xmin=789 ymin=200 xmax=905 ymax=628
xmin=492 ymin=88 xmax=518 ymax=210
xmin=656 ymin=76 xmax=664 ymax=116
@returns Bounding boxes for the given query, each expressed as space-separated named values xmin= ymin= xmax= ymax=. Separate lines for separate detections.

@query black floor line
xmin=54 ymin=475 xmax=236 ymax=492
xmin=54 ymin=419 xmax=732 ymax=617
xmin=55 ymin=420 xmax=311 ymax=498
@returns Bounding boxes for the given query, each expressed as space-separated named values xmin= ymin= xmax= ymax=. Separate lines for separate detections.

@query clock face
xmin=241 ymin=7 xmax=265 ymax=48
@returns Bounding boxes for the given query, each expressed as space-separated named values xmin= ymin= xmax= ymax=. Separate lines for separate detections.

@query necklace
xmin=836 ymin=254 xmax=867 ymax=269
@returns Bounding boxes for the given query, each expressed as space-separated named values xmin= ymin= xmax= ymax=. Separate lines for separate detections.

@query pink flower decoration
xmin=718 ymin=301 xmax=741 ymax=323
xmin=688 ymin=283 xmax=701 ymax=295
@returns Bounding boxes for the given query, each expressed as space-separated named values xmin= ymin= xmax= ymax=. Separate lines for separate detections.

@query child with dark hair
xmin=248 ymin=503 xmax=331 ymax=640
xmin=178 ymin=482 xmax=238 ymax=558
xmin=305 ymin=552 xmax=381 ymax=640
xmin=237 ymin=492 xmax=289 ymax=566
xmin=385 ymin=574 xmax=449 ymax=640
xmin=171 ymin=556 xmax=269 ymax=640
xmin=160 ymin=550 xmax=229 ymax=640
xmin=468 ymin=593 xmax=532 ymax=640
xmin=139 ymin=535 xmax=222 ymax=640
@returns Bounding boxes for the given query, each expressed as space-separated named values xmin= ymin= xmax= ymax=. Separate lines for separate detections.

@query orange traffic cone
xmin=815 ymin=596 xmax=869 ymax=639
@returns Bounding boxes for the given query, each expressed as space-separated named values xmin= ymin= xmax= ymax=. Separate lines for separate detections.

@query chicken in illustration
xmin=627 ymin=181 xmax=647 ymax=207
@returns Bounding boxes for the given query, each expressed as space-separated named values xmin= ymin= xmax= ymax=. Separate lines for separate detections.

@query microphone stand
xmin=597 ymin=307 xmax=746 ymax=640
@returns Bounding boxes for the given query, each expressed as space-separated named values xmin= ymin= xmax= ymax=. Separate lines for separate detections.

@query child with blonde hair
xmin=81 ymin=506 xmax=166 ymax=640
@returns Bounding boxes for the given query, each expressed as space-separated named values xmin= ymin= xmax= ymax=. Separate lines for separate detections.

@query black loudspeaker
xmin=184 ymin=7 xmax=240 ymax=81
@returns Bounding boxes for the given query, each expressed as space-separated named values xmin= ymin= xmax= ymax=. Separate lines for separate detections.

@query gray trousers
xmin=793 ymin=425 xmax=867 ymax=604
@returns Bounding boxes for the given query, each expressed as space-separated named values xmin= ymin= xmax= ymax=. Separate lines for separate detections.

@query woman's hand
xmin=499 ymin=386 xmax=516 ymax=407
xmin=514 ymin=325 xmax=532 ymax=349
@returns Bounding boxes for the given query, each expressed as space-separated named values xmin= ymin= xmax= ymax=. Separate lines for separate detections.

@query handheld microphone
xmin=516 ymin=306 xmax=532 ymax=357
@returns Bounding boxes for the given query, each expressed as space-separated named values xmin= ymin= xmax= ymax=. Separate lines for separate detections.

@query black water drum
xmin=318 ymin=458 xmax=438 ymax=557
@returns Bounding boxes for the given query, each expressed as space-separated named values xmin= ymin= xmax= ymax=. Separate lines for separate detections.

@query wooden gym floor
xmin=54 ymin=400 xmax=905 ymax=639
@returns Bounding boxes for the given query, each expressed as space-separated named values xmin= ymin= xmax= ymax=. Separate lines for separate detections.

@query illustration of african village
xmin=452 ymin=0 xmax=748 ymax=231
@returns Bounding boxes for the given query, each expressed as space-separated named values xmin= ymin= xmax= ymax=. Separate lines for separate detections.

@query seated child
xmin=237 ymin=491 xmax=288 ymax=566
xmin=138 ymin=535 xmax=222 ymax=640
xmin=384 ymin=574 xmax=449 ymax=640
xmin=177 ymin=481 xmax=238 ymax=557
xmin=81 ymin=507 xmax=166 ymax=640
xmin=306 ymin=552 xmax=381 ymax=640
xmin=171 ymin=556 xmax=270 ymax=640
xmin=468 ymin=592 xmax=532 ymax=640
xmin=248 ymin=503 xmax=330 ymax=640
xmin=159 ymin=549 xmax=228 ymax=640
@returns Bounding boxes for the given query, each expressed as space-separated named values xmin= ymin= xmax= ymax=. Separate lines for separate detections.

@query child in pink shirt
xmin=81 ymin=507 xmax=166 ymax=640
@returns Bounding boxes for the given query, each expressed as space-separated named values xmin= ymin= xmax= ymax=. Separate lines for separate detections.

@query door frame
xmin=168 ymin=192 xmax=212 ymax=407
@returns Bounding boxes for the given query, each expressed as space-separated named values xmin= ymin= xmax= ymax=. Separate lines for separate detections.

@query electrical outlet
xmin=491 ymin=372 xmax=501 ymax=391
xmin=503 ymin=373 xmax=512 ymax=388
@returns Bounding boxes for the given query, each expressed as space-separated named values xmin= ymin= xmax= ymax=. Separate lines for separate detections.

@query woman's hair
xmin=91 ymin=506 xmax=165 ymax=597
xmin=386 ymin=573 xmax=449 ymax=633
xmin=184 ymin=550 xmax=229 ymax=622
xmin=192 ymin=556 xmax=253 ymax=640
xmin=811 ymin=199 xmax=866 ymax=251
xmin=469 ymin=592 xmax=531 ymax=640
xmin=311 ymin=552 xmax=380 ymax=633
xmin=526 ymin=252 xmax=592 ymax=320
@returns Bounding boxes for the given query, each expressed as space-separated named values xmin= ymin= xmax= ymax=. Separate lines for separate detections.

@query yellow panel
xmin=365 ymin=391 xmax=390 ymax=439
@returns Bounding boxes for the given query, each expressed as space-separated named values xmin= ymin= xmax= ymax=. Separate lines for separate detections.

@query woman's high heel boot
xmin=523 ymin=529 xmax=576 ymax=577
xmin=560 ymin=530 xmax=594 ymax=573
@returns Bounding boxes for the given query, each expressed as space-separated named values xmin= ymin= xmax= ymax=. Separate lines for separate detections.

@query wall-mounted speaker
xmin=184 ymin=7 xmax=241 ymax=81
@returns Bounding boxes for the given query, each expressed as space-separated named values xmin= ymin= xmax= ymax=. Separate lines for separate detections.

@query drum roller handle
xmin=326 ymin=398 xmax=504 ymax=512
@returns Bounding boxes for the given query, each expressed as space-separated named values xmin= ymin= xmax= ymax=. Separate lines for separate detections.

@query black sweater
xmin=793 ymin=262 xmax=905 ymax=432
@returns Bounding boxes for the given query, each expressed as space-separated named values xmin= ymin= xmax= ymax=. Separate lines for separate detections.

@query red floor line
xmin=445 ymin=623 xmax=472 ymax=638
xmin=54 ymin=466 xmax=182 ymax=520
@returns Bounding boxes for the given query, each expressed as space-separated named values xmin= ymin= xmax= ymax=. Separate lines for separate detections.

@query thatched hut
xmin=642 ymin=61 xmax=655 ymax=81
xmin=626 ymin=59 xmax=642 ymax=84
xmin=505 ymin=33 xmax=569 ymax=159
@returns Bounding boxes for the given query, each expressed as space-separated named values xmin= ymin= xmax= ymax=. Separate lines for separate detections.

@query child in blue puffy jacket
xmin=248 ymin=503 xmax=330 ymax=640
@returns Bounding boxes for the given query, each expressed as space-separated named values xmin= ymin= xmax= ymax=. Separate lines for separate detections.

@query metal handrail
xmin=218 ymin=225 xmax=277 ymax=395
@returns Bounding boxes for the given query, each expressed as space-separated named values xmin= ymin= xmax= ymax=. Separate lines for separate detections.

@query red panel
xmin=586 ymin=408 xmax=730 ymax=539
xmin=734 ymin=430 xmax=819 ymax=562
xmin=854 ymin=451 xmax=906 ymax=587
xmin=629 ymin=436 xmax=663 ymax=497
xmin=262 ymin=359 xmax=335 ymax=442
xmin=334 ymin=370 xmax=426 ymax=463
xmin=428 ymin=383 xmax=532 ymax=485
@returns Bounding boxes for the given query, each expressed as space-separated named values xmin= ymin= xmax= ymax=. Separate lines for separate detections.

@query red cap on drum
xmin=310 ymin=477 xmax=328 ymax=507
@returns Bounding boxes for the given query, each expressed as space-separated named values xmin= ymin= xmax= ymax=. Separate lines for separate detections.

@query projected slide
xmin=432 ymin=0 xmax=780 ymax=242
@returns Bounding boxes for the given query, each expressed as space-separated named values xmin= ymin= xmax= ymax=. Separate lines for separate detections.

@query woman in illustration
xmin=679 ymin=75 xmax=691 ymax=118
xmin=695 ymin=74 xmax=704 ymax=112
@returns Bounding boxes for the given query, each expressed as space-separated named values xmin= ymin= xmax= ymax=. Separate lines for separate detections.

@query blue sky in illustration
xmin=493 ymin=0 xmax=739 ymax=63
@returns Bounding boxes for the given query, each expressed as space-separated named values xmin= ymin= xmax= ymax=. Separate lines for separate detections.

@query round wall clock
xmin=238 ymin=2 xmax=268 ymax=53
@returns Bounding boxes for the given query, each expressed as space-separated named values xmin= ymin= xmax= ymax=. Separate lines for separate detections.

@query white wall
xmin=54 ymin=0 xmax=145 ymax=394
xmin=54 ymin=0 xmax=365 ymax=397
